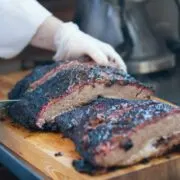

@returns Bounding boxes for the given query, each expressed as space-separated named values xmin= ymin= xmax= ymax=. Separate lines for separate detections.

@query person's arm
xmin=0 ymin=0 xmax=127 ymax=71
xmin=0 ymin=0 xmax=52 ymax=59
xmin=30 ymin=16 xmax=62 ymax=51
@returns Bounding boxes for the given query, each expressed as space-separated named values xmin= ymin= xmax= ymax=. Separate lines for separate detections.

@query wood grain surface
xmin=0 ymin=71 xmax=180 ymax=180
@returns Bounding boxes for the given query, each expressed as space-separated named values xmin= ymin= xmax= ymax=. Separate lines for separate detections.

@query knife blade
xmin=0 ymin=99 xmax=20 ymax=109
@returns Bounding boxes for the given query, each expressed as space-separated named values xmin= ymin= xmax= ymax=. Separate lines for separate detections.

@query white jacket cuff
xmin=0 ymin=0 xmax=52 ymax=59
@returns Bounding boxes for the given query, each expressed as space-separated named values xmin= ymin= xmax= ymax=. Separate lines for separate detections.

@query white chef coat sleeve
xmin=0 ymin=0 xmax=52 ymax=59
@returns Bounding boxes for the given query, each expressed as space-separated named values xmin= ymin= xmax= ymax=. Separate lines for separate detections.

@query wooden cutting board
xmin=0 ymin=71 xmax=180 ymax=180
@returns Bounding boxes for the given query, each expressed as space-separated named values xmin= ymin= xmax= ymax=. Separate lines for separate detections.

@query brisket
xmin=8 ymin=60 xmax=153 ymax=130
xmin=55 ymin=97 xmax=180 ymax=168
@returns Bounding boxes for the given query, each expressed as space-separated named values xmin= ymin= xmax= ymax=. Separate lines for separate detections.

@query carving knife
xmin=0 ymin=100 xmax=20 ymax=110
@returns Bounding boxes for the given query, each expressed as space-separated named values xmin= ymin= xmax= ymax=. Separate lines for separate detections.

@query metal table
xmin=0 ymin=144 xmax=46 ymax=180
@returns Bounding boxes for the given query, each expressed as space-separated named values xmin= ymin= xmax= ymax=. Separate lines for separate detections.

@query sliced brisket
xmin=8 ymin=59 xmax=95 ymax=99
xmin=8 ymin=60 xmax=153 ymax=130
xmin=55 ymin=98 xmax=180 ymax=167
xmin=8 ymin=62 xmax=59 ymax=100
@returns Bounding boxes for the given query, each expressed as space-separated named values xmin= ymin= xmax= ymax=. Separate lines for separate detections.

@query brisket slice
xmin=55 ymin=98 xmax=180 ymax=168
xmin=8 ymin=60 xmax=86 ymax=99
xmin=8 ymin=60 xmax=153 ymax=130
xmin=8 ymin=62 xmax=59 ymax=99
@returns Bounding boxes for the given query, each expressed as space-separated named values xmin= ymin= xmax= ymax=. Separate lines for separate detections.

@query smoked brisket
xmin=55 ymin=97 xmax=180 ymax=167
xmin=8 ymin=60 xmax=153 ymax=130
xmin=7 ymin=59 xmax=180 ymax=171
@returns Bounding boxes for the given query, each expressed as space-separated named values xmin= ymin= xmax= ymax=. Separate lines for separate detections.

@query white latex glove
xmin=53 ymin=22 xmax=127 ymax=72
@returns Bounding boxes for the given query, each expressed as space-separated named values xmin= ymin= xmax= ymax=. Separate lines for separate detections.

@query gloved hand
xmin=31 ymin=16 xmax=127 ymax=72
xmin=53 ymin=22 xmax=127 ymax=72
